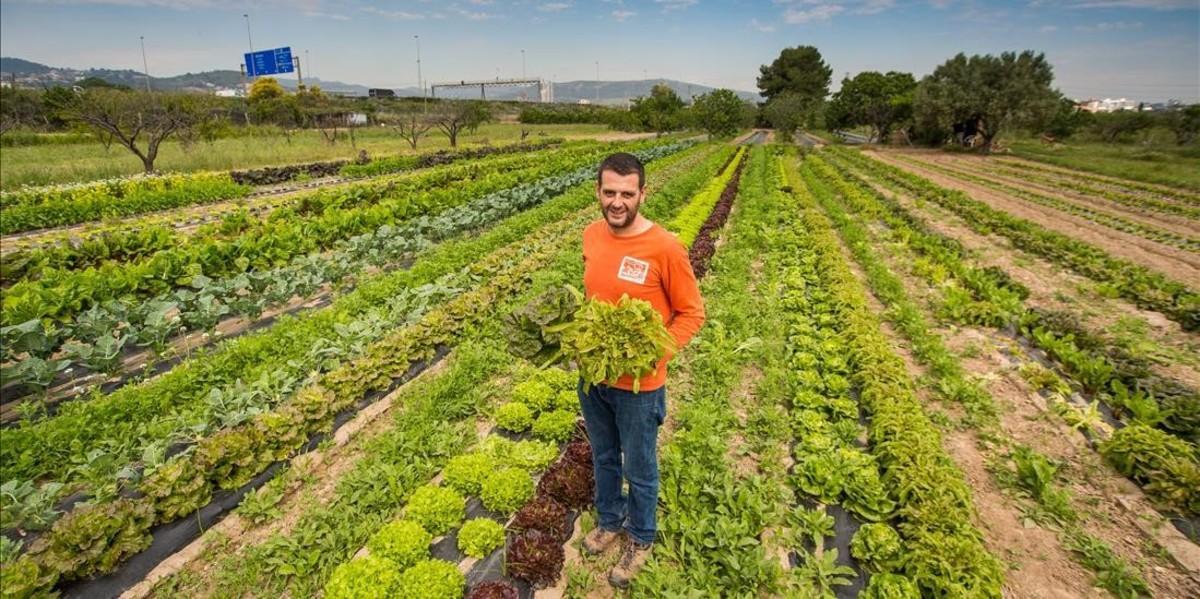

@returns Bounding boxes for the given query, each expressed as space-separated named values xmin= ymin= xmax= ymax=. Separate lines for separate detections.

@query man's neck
xmin=607 ymin=215 xmax=654 ymax=237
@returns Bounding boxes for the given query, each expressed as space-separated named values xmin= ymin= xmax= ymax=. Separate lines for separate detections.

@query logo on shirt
xmin=617 ymin=256 xmax=650 ymax=284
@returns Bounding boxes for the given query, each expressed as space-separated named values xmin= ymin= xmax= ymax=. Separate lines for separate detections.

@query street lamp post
xmin=521 ymin=49 xmax=526 ymax=79
xmin=243 ymin=14 xmax=254 ymax=54
xmin=139 ymin=36 xmax=151 ymax=92
xmin=414 ymin=35 xmax=424 ymax=111
xmin=595 ymin=60 xmax=599 ymax=104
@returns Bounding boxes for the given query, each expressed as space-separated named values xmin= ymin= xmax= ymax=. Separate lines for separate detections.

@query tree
xmin=761 ymin=92 xmax=811 ymax=143
xmin=1036 ymin=96 xmax=1092 ymax=140
xmin=1168 ymin=104 xmax=1200 ymax=145
xmin=913 ymin=51 xmax=1059 ymax=151
xmin=433 ymin=101 xmax=491 ymax=147
xmin=631 ymin=84 xmax=685 ymax=135
xmin=689 ymin=89 xmax=745 ymax=138
xmin=0 ymin=87 xmax=44 ymax=136
xmin=757 ymin=46 xmax=832 ymax=104
xmin=1089 ymin=110 xmax=1154 ymax=143
xmin=61 ymin=89 xmax=214 ymax=172
xmin=383 ymin=110 xmax=434 ymax=149
xmin=248 ymin=77 xmax=286 ymax=103
xmin=826 ymin=71 xmax=916 ymax=142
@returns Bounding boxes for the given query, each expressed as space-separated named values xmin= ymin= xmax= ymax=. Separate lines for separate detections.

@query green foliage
xmin=397 ymin=559 xmax=466 ymax=599
xmin=690 ymin=89 xmax=747 ymax=138
xmin=236 ymin=480 xmax=285 ymax=525
xmin=405 ymin=485 xmax=465 ymax=536
xmin=1099 ymin=425 xmax=1200 ymax=515
xmin=913 ymin=50 xmax=1059 ymax=148
xmin=323 ymin=555 xmax=403 ymax=599
xmin=630 ymin=84 xmax=686 ymax=134
xmin=502 ymin=285 xmax=580 ymax=363
xmin=367 ymin=520 xmax=433 ymax=570
xmin=456 ymin=517 xmax=505 ymax=558
xmin=442 ymin=452 xmax=497 ymax=496
xmin=860 ymin=573 xmax=921 ymax=599
xmin=495 ymin=402 xmax=534 ymax=433
xmin=479 ymin=467 xmax=534 ymax=515
xmin=531 ymin=409 xmax=578 ymax=443
xmin=850 ymin=523 xmax=904 ymax=573
xmin=553 ymin=389 xmax=579 ymax=413
xmin=1 ymin=479 xmax=64 ymax=532
xmin=549 ymin=291 xmax=676 ymax=393
xmin=512 ymin=379 xmax=557 ymax=413
xmin=482 ymin=437 xmax=560 ymax=473
xmin=826 ymin=71 xmax=916 ymax=141
xmin=757 ymin=45 xmax=833 ymax=104
xmin=0 ymin=555 xmax=59 ymax=599
xmin=792 ymin=549 xmax=856 ymax=598
xmin=26 ymin=498 xmax=154 ymax=581
xmin=762 ymin=93 xmax=814 ymax=142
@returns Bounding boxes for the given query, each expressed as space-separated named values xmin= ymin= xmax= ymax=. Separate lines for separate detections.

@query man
xmin=578 ymin=152 xmax=705 ymax=588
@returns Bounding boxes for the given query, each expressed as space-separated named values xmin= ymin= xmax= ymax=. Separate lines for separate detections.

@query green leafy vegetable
xmin=479 ymin=468 xmax=535 ymax=515
xmin=397 ymin=559 xmax=466 ymax=599
xmin=548 ymin=290 xmax=676 ymax=393
xmin=405 ymin=485 xmax=465 ymax=536
xmin=495 ymin=402 xmax=534 ymax=433
xmin=457 ymin=518 xmax=506 ymax=558
xmin=323 ymin=555 xmax=403 ymax=599
xmin=367 ymin=520 xmax=433 ymax=570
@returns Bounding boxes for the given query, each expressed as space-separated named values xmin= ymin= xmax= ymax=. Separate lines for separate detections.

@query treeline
xmin=754 ymin=46 xmax=1200 ymax=149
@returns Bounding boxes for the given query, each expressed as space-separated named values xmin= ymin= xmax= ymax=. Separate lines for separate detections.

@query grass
xmin=0 ymin=123 xmax=618 ymax=190
xmin=1006 ymin=138 xmax=1200 ymax=192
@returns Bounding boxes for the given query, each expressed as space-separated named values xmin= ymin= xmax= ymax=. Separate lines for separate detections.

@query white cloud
xmin=362 ymin=6 xmax=425 ymax=20
xmin=303 ymin=10 xmax=350 ymax=21
xmin=538 ymin=2 xmax=570 ymax=12
xmin=1039 ymin=24 xmax=1058 ymax=32
xmin=750 ymin=17 xmax=777 ymax=32
xmin=1074 ymin=20 xmax=1145 ymax=31
xmin=783 ymin=3 xmax=845 ymax=24
xmin=656 ymin=0 xmax=698 ymax=11
xmin=612 ymin=9 xmax=635 ymax=21
xmin=1069 ymin=0 xmax=1195 ymax=9
xmin=853 ymin=0 xmax=895 ymax=15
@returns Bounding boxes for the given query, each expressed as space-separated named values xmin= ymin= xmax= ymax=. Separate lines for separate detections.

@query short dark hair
xmin=597 ymin=152 xmax=645 ymax=189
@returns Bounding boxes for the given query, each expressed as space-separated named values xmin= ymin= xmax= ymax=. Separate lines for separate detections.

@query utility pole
xmin=595 ymin=60 xmax=599 ymax=104
xmin=521 ymin=49 xmax=526 ymax=79
xmin=414 ymin=35 xmax=424 ymax=112
xmin=139 ymin=36 xmax=151 ymax=92
xmin=306 ymin=49 xmax=312 ymax=81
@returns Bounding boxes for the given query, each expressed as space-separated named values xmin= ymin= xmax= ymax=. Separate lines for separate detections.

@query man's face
xmin=597 ymin=169 xmax=645 ymax=230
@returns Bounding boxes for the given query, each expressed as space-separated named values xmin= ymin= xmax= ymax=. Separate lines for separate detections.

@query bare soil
xmin=867 ymin=150 xmax=1200 ymax=283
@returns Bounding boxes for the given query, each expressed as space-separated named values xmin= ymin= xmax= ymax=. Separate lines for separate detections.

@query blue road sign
xmin=244 ymin=46 xmax=294 ymax=77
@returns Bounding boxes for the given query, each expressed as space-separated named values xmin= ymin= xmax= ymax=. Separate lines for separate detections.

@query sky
xmin=1 ymin=0 xmax=1198 ymax=102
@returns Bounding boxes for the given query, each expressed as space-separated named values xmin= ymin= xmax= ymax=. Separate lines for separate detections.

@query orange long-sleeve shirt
xmin=581 ymin=219 xmax=706 ymax=392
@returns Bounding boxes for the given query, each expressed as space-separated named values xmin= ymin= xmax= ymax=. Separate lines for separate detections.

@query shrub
xmin=406 ymin=485 xmax=465 ymax=536
xmin=532 ymin=410 xmax=577 ymax=443
xmin=323 ymin=555 xmax=402 ymax=599
xmin=443 ymin=453 xmax=497 ymax=496
xmin=495 ymin=402 xmax=533 ymax=433
xmin=367 ymin=520 xmax=433 ymax=570
xmin=396 ymin=559 xmax=466 ymax=599
xmin=480 ymin=468 xmax=535 ymax=515
xmin=457 ymin=518 xmax=506 ymax=558
xmin=507 ymin=529 xmax=565 ymax=589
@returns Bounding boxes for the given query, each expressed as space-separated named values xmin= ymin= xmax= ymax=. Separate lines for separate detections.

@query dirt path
xmin=904 ymin=152 xmax=1200 ymax=238
xmin=867 ymin=151 xmax=1200 ymax=283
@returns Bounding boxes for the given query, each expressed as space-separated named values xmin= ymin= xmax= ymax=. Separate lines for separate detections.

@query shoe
xmin=582 ymin=527 xmax=622 ymax=556
xmin=608 ymin=540 xmax=652 ymax=589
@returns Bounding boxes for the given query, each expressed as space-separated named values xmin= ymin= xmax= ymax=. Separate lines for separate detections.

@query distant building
xmin=1076 ymin=97 xmax=1138 ymax=113
xmin=368 ymin=88 xmax=396 ymax=98
xmin=215 ymin=88 xmax=244 ymax=98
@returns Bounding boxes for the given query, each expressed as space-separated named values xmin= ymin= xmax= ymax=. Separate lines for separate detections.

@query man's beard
xmin=604 ymin=201 xmax=638 ymax=230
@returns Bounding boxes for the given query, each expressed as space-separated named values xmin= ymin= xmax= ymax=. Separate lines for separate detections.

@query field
xmin=1006 ymin=139 xmax=1200 ymax=192
xmin=0 ymin=123 xmax=625 ymax=190
xmin=1 ymin=130 xmax=1199 ymax=599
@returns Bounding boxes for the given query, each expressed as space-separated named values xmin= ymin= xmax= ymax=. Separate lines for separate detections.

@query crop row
xmin=828 ymin=147 xmax=1200 ymax=332
xmin=808 ymin=153 xmax=1155 ymax=596
xmin=814 ymin=150 xmax=1200 ymax=517
xmin=121 ymin=139 xmax=731 ymax=598
xmin=894 ymin=155 xmax=1200 ymax=252
xmin=0 ymin=141 xmax=696 ymax=500
xmin=994 ymin=157 xmax=1200 ymax=207
xmin=0 ymin=144 xmax=673 ymax=407
xmin=1 ymin=142 xmax=590 ymax=285
xmin=969 ymin=160 xmax=1200 ymax=220
xmin=0 ymin=140 xmax=568 ymax=236
xmin=779 ymin=153 xmax=1005 ymax=596
xmin=0 ymin=141 xmax=623 ymax=331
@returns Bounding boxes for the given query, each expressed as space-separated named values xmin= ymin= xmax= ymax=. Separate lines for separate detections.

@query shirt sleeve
xmin=664 ymin=240 xmax=705 ymax=350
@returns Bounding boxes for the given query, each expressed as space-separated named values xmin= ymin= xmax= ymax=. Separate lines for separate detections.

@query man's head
xmin=596 ymin=152 xmax=646 ymax=231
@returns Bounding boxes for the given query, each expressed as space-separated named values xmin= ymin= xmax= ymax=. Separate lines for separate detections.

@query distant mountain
xmin=1 ymin=57 xmax=761 ymax=104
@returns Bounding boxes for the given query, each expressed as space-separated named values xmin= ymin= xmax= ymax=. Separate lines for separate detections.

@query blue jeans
xmin=578 ymin=380 xmax=666 ymax=545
